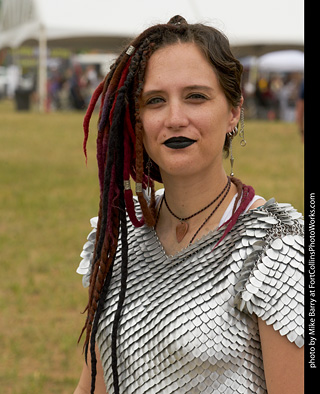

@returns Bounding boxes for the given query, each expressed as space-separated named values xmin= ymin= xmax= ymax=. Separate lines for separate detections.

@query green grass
xmin=0 ymin=100 xmax=304 ymax=393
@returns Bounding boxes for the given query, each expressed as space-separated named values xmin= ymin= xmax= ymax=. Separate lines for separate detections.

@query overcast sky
xmin=93 ymin=0 xmax=305 ymax=46
xmin=0 ymin=0 xmax=304 ymax=48
xmin=143 ymin=0 xmax=301 ymax=43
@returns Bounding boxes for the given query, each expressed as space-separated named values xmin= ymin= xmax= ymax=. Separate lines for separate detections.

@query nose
xmin=164 ymin=101 xmax=189 ymax=130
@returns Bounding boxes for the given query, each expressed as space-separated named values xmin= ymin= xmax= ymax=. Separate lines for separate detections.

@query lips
xmin=163 ymin=136 xmax=196 ymax=149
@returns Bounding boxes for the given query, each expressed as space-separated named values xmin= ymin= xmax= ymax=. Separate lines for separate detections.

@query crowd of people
xmin=0 ymin=62 xmax=104 ymax=111
xmin=46 ymin=63 xmax=103 ymax=111
xmin=1 ymin=54 xmax=304 ymax=122
xmin=243 ymin=72 xmax=304 ymax=122
xmin=45 ymin=62 xmax=304 ymax=124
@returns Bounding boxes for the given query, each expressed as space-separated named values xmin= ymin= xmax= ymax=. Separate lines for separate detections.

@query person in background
xmin=69 ymin=64 xmax=85 ymax=110
xmin=296 ymin=79 xmax=304 ymax=142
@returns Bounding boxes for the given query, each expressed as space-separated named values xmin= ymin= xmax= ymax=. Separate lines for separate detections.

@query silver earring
xmin=227 ymin=127 xmax=237 ymax=177
xmin=239 ymin=107 xmax=246 ymax=147
xmin=146 ymin=157 xmax=152 ymax=197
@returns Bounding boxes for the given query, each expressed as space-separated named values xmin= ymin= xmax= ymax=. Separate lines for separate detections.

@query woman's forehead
xmin=142 ymin=42 xmax=219 ymax=91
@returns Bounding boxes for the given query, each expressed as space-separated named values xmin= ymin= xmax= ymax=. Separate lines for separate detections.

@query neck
xmin=154 ymin=167 xmax=240 ymax=255
xmin=160 ymin=167 xmax=232 ymax=219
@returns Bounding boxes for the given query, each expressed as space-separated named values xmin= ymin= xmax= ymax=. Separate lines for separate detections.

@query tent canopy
xmin=0 ymin=0 xmax=304 ymax=54
xmin=0 ymin=0 xmax=304 ymax=111
xmin=258 ymin=50 xmax=304 ymax=73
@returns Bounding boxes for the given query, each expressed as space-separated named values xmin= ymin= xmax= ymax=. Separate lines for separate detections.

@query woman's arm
xmin=74 ymin=346 xmax=107 ymax=394
xmin=258 ymin=318 xmax=304 ymax=394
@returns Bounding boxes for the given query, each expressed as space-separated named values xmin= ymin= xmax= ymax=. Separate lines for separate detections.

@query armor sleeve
xmin=76 ymin=216 xmax=98 ymax=288
xmin=234 ymin=199 xmax=304 ymax=348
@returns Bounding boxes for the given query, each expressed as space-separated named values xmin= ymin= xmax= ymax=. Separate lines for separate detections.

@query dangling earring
xmin=227 ymin=126 xmax=238 ymax=177
xmin=239 ymin=107 xmax=246 ymax=147
xmin=227 ymin=108 xmax=246 ymax=176
xmin=146 ymin=157 xmax=152 ymax=197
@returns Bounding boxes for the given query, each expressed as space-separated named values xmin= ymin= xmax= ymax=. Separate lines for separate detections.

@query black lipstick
xmin=164 ymin=137 xmax=196 ymax=149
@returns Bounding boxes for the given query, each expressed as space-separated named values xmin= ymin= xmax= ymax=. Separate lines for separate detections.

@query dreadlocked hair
xmin=79 ymin=14 xmax=244 ymax=393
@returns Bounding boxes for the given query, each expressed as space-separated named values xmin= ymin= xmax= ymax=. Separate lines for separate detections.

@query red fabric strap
xmin=212 ymin=184 xmax=255 ymax=250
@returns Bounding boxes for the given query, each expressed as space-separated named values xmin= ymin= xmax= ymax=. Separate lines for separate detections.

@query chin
xmin=160 ymin=162 xmax=202 ymax=179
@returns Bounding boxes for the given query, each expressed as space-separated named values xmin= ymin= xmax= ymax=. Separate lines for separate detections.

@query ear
xmin=227 ymin=96 xmax=243 ymax=133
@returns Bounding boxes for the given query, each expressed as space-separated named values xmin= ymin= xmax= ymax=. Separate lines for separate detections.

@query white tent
xmin=0 ymin=0 xmax=304 ymax=110
xmin=0 ymin=0 xmax=305 ymax=49
xmin=258 ymin=50 xmax=304 ymax=73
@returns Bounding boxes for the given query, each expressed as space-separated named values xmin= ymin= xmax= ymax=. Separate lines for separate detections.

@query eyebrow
xmin=184 ymin=85 xmax=214 ymax=92
xmin=141 ymin=85 xmax=214 ymax=97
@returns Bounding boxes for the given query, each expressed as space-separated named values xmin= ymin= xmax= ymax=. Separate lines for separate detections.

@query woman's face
xmin=139 ymin=42 xmax=241 ymax=180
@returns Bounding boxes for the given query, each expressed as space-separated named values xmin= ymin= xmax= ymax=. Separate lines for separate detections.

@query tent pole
xmin=38 ymin=24 xmax=47 ymax=112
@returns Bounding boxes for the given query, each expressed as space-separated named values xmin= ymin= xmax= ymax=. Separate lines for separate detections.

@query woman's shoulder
xmin=248 ymin=197 xmax=266 ymax=210
xmin=233 ymin=198 xmax=304 ymax=348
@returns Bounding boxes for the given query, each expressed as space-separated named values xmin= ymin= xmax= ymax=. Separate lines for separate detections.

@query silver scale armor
xmin=77 ymin=198 xmax=304 ymax=393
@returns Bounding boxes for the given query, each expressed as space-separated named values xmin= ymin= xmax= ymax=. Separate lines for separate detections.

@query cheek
xmin=199 ymin=114 xmax=229 ymax=149
xmin=141 ymin=119 xmax=155 ymax=157
xmin=204 ymin=107 xmax=231 ymax=133
xmin=141 ymin=114 xmax=163 ymax=144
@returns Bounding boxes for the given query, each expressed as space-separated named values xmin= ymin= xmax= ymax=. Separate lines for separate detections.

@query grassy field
xmin=0 ymin=100 xmax=304 ymax=393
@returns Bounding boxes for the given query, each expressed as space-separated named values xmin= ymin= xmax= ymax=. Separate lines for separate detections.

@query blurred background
xmin=0 ymin=1 xmax=304 ymax=393
xmin=0 ymin=0 xmax=304 ymax=119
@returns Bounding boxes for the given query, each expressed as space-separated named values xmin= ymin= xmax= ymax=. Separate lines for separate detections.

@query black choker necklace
xmin=159 ymin=177 xmax=231 ymax=243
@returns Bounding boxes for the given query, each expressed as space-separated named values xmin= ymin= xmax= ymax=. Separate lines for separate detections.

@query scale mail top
xmin=77 ymin=197 xmax=304 ymax=393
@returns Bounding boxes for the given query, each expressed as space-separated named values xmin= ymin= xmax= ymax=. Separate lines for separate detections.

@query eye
xmin=145 ymin=96 xmax=165 ymax=105
xmin=187 ymin=93 xmax=208 ymax=101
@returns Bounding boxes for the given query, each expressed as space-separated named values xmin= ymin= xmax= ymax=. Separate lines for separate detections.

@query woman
xmin=75 ymin=16 xmax=304 ymax=394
